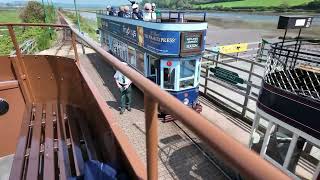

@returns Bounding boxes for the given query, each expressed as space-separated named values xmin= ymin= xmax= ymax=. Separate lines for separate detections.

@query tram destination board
xmin=180 ymin=32 xmax=203 ymax=56
xmin=210 ymin=67 xmax=244 ymax=84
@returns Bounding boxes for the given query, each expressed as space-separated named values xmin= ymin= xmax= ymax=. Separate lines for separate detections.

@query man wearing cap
xmin=132 ymin=4 xmax=143 ymax=20
xmin=114 ymin=63 xmax=132 ymax=114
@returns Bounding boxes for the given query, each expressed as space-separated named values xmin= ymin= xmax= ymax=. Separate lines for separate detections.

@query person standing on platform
xmin=114 ymin=63 xmax=132 ymax=114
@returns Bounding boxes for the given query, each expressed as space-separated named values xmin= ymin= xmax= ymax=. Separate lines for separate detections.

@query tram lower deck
xmin=97 ymin=12 xmax=208 ymax=117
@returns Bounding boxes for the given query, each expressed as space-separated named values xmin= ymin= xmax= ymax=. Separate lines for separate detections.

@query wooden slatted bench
xmin=10 ymin=102 xmax=98 ymax=180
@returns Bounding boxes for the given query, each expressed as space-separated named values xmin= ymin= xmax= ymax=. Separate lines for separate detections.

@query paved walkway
xmin=78 ymin=53 xmax=252 ymax=179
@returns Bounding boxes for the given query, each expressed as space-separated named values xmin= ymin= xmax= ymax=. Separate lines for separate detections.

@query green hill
xmin=197 ymin=0 xmax=313 ymax=8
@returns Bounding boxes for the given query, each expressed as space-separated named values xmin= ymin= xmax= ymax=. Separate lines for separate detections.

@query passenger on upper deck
xmin=143 ymin=3 xmax=156 ymax=22
xmin=118 ymin=6 xmax=124 ymax=17
xmin=106 ymin=5 xmax=111 ymax=15
xmin=123 ymin=6 xmax=131 ymax=18
xmin=151 ymin=3 xmax=156 ymax=12
xmin=151 ymin=3 xmax=157 ymax=21
xmin=143 ymin=3 xmax=152 ymax=21
xmin=132 ymin=4 xmax=143 ymax=20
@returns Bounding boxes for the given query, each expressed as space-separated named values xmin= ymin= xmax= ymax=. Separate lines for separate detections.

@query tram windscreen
xmin=164 ymin=68 xmax=175 ymax=89
xmin=180 ymin=60 xmax=196 ymax=89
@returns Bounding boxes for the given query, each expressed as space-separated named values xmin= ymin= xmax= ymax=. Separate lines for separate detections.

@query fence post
xmin=242 ymin=81 xmax=252 ymax=118
xmin=241 ymin=62 xmax=254 ymax=118
xmin=144 ymin=94 xmax=158 ymax=180
xmin=204 ymin=67 xmax=209 ymax=96
xmin=71 ymin=31 xmax=80 ymax=66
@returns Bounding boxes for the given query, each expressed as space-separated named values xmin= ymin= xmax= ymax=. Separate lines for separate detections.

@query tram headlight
xmin=183 ymin=98 xmax=189 ymax=105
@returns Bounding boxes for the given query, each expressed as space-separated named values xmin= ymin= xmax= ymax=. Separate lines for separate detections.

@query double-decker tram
xmin=97 ymin=11 xmax=208 ymax=120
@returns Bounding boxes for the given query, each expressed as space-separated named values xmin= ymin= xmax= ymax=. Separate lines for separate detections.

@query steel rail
xmin=68 ymin=24 xmax=291 ymax=180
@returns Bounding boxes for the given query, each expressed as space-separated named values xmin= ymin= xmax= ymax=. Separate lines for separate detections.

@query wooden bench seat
xmin=10 ymin=102 xmax=98 ymax=180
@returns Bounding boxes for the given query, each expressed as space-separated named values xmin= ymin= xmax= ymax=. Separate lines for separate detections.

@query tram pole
xmin=73 ymin=0 xmax=86 ymax=54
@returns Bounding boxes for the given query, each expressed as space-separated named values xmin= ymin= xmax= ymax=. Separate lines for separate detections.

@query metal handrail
xmin=2 ymin=20 xmax=291 ymax=180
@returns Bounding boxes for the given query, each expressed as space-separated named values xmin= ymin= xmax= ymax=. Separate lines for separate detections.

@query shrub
xmin=19 ymin=1 xmax=45 ymax=23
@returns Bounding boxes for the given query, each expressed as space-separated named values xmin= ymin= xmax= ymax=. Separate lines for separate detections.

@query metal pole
xmin=260 ymin=122 xmax=274 ymax=157
xmin=74 ymin=0 xmax=86 ymax=54
xmin=71 ymin=31 xmax=80 ymax=66
xmin=283 ymin=133 xmax=299 ymax=169
xmin=8 ymin=25 xmax=22 ymax=60
xmin=204 ymin=67 xmax=209 ymax=95
xmin=292 ymin=29 xmax=302 ymax=68
xmin=248 ymin=113 xmax=260 ymax=148
xmin=144 ymin=94 xmax=158 ymax=180
xmin=7 ymin=25 xmax=34 ymax=103
xmin=74 ymin=0 xmax=81 ymax=32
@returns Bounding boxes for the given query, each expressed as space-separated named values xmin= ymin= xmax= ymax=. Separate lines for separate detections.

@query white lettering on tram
xmin=144 ymin=34 xmax=176 ymax=43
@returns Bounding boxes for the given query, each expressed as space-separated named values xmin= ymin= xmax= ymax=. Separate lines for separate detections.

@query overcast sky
xmin=0 ymin=0 xmax=134 ymax=5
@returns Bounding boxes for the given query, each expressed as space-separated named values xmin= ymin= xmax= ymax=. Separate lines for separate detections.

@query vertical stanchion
xmin=248 ymin=113 xmax=261 ymax=148
xmin=241 ymin=62 xmax=254 ymax=117
xmin=283 ymin=133 xmax=299 ymax=169
xmin=144 ymin=94 xmax=158 ymax=180
xmin=260 ymin=122 xmax=274 ymax=157
xmin=204 ymin=67 xmax=209 ymax=96
xmin=7 ymin=25 xmax=34 ymax=102
xmin=8 ymin=25 xmax=22 ymax=60
xmin=71 ymin=31 xmax=80 ymax=66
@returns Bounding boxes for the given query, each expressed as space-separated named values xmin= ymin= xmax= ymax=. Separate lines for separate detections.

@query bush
xmin=306 ymin=0 xmax=320 ymax=9
xmin=19 ymin=1 xmax=45 ymax=23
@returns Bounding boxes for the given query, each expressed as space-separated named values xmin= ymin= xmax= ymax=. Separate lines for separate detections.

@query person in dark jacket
xmin=132 ymin=4 xmax=143 ymax=20
xmin=118 ymin=6 xmax=124 ymax=17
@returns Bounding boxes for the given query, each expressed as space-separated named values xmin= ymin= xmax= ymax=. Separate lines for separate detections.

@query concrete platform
xmin=79 ymin=53 xmax=253 ymax=179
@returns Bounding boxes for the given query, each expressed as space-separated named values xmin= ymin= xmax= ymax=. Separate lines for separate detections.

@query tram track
xmin=172 ymin=121 xmax=235 ymax=180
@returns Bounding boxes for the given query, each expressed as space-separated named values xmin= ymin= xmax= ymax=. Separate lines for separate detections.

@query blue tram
xmin=97 ymin=11 xmax=208 ymax=118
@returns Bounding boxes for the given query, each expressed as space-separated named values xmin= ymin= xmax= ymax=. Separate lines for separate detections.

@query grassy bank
xmin=0 ymin=4 xmax=57 ymax=55
xmin=0 ymin=9 xmax=21 ymax=23
xmin=64 ymin=11 xmax=98 ymax=41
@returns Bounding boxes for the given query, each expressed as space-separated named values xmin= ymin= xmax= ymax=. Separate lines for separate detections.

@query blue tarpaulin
xmin=84 ymin=160 xmax=117 ymax=180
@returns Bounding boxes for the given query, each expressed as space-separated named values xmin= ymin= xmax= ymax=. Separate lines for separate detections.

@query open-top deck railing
xmin=96 ymin=10 xmax=207 ymax=22
xmin=265 ymin=40 xmax=320 ymax=101
xmin=0 ymin=16 xmax=290 ymax=179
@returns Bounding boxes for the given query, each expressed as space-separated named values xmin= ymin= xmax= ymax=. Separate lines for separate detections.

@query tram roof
xmin=97 ymin=13 xmax=208 ymax=32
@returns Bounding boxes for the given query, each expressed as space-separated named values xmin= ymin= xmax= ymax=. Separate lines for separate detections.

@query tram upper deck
xmin=96 ymin=11 xmax=208 ymax=57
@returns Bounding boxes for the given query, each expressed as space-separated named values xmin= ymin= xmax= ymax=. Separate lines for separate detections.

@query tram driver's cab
xmin=160 ymin=57 xmax=201 ymax=108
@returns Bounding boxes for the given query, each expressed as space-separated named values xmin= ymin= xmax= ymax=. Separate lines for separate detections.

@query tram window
xmin=148 ymin=55 xmax=157 ymax=76
xmin=180 ymin=60 xmax=196 ymax=89
xmin=136 ymin=51 xmax=144 ymax=73
xmin=128 ymin=46 xmax=136 ymax=66
xmin=164 ymin=68 xmax=175 ymax=89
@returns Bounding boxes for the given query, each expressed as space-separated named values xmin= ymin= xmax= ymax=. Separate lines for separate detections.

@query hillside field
xmin=197 ymin=0 xmax=313 ymax=8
